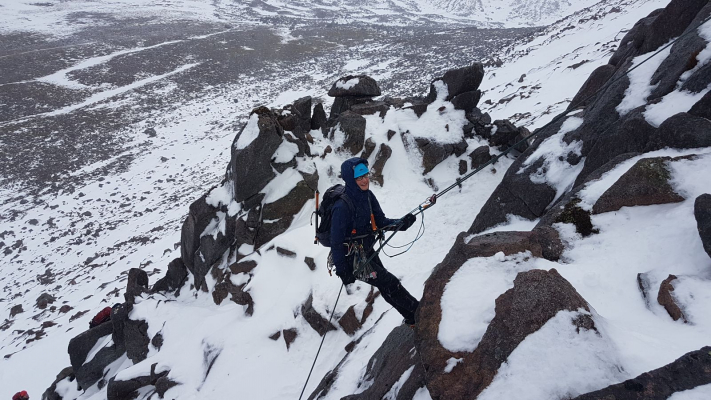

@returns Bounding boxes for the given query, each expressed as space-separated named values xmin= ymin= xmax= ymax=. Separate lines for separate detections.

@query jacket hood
xmin=341 ymin=157 xmax=369 ymax=198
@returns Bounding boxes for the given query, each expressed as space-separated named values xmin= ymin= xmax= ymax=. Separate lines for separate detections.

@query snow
xmin=520 ymin=116 xmax=585 ymax=202
xmin=343 ymin=59 xmax=370 ymax=71
xmin=336 ymin=77 xmax=360 ymax=90
xmin=36 ymin=40 xmax=184 ymax=89
xmin=205 ymin=183 xmax=234 ymax=208
xmin=383 ymin=365 xmax=415 ymax=399
xmin=438 ymin=252 xmax=543 ymax=352
xmin=40 ymin=63 xmax=199 ymax=117
xmin=668 ymin=384 xmax=711 ymax=400
xmin=272 ymin=139 xmax=300 ymax=164
xmin=616 ymin=41 xmax=674 ymax=116
xmin=234 ymin=113 xmax=261 ymax=150
xmin=443 ymin=357 xmax=463 ymax=373
xmin=478 ymin=310 xmax=625 ymax=400
xmin=644 ymin=86 xmax=711 ymax=127
xmin=260 ymin=168 xmax=304 ymax=203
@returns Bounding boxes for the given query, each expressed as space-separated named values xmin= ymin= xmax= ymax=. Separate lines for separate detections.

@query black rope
xmin=383 ymin=209 xmax=426 ymax=255
xmin=298 ymin=284 xmax=344 ymax=400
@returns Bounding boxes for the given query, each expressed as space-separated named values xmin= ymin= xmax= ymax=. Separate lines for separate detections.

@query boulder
xmin=124 ymin=319 xmax=150 ymax=363
xmin=36 ymin=293 xmax=56 ymax=309
xmin=329 ymin=96 xmax=372 ymax=120
xmin=283 ymin=328 xmax=298 ymax=350
xmin=152 ymin=258 xmax=188 ymax=294
xmin=125 ymin=268 xmax=149 ymax=304
xmin=328 ymin=75 xmax=381 ymax=97
xmin=212 ymin=280 xmax=254 ymax=315
xmin=428 ymin=63 xmax=485 ymax=101
xmin=10 ymin=304 xmax=23 ymax=317
xmin=311 ymin=103 xmax=327 ymax=131
xmin=229 ymin=259 xmax=257 ymax=275
xmin=341 ymin=326 xmax=425 ymax=399
xmin=645 ymin=113 xmax=711 ymax=151
xmin=469 ymin=146 xmax=491 ymax=169
xmin=649 ymin=23 xmax=708 ymax=99
xmin=658 ymin=274 xmax=686 ymax=322
xmin=637 ymin=272 xmax=653 ymax=308
xmin=179 ymin=192 xmax=220 ymax=283
xmin=361 ymin=137 xmax=377 ymax=160
xmin=571 ymin=346 xmax=711 ymax=400
xmin=459 ymin=159 xmax=467 ymax=175
xmin=301 ymin=293 xmax=336 ymax=336
xmin=489 ymin=119 xmax=527 ymax=152
xmin=370 ymin=143 xmax=392 ymax=186
xmin=42 ymin=366 xmax=75 ymax=400
xmin=75 ymin=345 xmax=124 ymax=390
xmin=107 ymin=364 xmax=176 ymax=400
xmin=337 ymin=306 xmax=360 ymax=336
xmin=567 ymin=64 xmax=616 ymax=111
xmin=577 ymin=108 xmax=656 ymax=182
xmin=332 ymin=111 xmax=366 ymax=155
xmin=694 ymin=194 xmax=711 ymax=258
xmin=230 ymin=107 xmax=284 ymax=202
xmin=68 ymin=320 xmax=114 ymax=370
xmin=555 ymin=198 xmax=598 ymax=237
xmin=350 ymin=101 xmax=389 ymax=117
xmin=592 ymin=157 xmax=685 ymax=214
xmin=468 ymin=170 xmax=557 ymax=234
xmin=417 ymin=268 xmax=592 ymax=399
xmin=415 ymin=138 xmax=468 ymax=174
xmin=688 ymin=91 xmax=711 ymax=120
xmin=304 ymin=257 xmax=316 ymax=271
xmin=450 ymin=90 xmax=481 ymax=113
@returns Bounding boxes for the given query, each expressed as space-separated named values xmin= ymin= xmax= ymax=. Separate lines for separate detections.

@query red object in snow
xmin=89 ymin=306 xmax=112 ymax=328
xmin=12 ymin=391 xmax=29 ymax=400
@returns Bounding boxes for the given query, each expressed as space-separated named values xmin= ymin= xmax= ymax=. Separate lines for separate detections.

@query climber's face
xmin=355 ymin=174 xmax=370 ymax=191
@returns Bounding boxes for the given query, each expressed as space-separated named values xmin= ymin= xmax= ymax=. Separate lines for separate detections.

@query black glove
xmin=400 ymin=213 xmax=416 ymax=230
xmin=336 ymin=268 xmax=356 ymax=285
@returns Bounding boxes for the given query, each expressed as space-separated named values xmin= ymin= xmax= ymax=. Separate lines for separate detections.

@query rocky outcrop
xmin=592 ymin=157 xmax=685 ymax=214
xmin=301 ymin=293 xmax=337 ymax=336
xmin=414 ymin=138 xmax=468 ymax=175
xmin=331 ymin=111 xmax=366 ymax=155
xmin=572 ymin=346 xmax=711 ymax=400
xmin=658 ymin=274 xmax=686 ymax=322
xmin=41 ymin=366 xmax=75 ymax=400
xmin=107 ymin=364 xmax=178 ymax=400
xmin=469 ymin=1 xmax=711 ymax=234
xmin=152 ymin=258 xmax=188 ymax=294
xmin=695 ymin=194 xmax=711 ymax=258
xmin=417 ymin=269 xmax=594 ymax=399
xmin=427 ymin=63 xmax=485 ymax=102
xmin=341 ymin=326 xmax=426 ymax=399
xmin=230 ymin=107 xmax=284 ymax=202
xmin=180 ymin=190 xmax=236 ymax=289
xmin=337 ymin=287 xmax=379 ymax=336
xmin=328 ymin=75 xmax=382 ymax=120
xmin=370 ymin=143 xmax=392 ymax=186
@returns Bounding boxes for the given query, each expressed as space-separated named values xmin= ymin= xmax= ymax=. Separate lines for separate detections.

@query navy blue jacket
xmin=331 ymin=157 xmax=396 ymax=276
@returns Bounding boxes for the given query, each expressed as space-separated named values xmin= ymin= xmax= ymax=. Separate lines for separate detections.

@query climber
xmin=330 ymin=157 xmax=420 ymax=325
xmin=12 ymin=391 xmax=29 ymax=400
xmin=89 ymin=306 xmax=112 ymax=329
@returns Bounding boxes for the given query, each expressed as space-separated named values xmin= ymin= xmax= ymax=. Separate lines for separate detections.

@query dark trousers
xmin=362 ymin=255 xmax=420 ymax=324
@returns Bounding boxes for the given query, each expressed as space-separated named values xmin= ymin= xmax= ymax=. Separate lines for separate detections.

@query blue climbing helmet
xmin=353 ymin=162 xmax=369 ymax=179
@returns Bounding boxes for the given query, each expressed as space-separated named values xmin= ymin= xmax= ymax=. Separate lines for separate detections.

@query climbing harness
xmin=299 ymin=14 xmax=711 ymax=398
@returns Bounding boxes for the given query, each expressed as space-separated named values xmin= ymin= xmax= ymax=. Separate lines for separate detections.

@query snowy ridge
xmin=3 ymin=0 xmax=711 ymax=399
